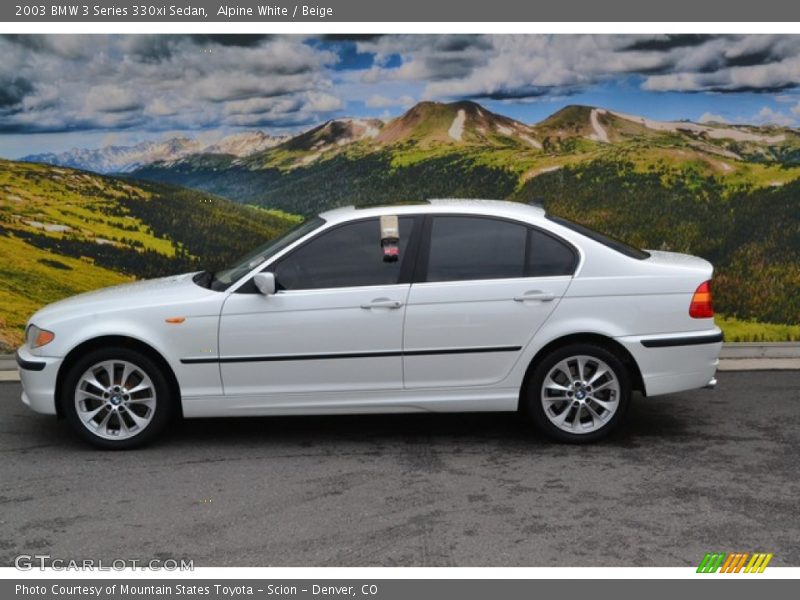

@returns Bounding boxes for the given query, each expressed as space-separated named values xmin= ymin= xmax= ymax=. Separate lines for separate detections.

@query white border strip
xmin=1 ymin=22 xmax=800 ymax=34
xmin=2 ymin=567 xmax=800 ymax=579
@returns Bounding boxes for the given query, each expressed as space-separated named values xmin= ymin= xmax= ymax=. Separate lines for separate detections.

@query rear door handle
xmin=361 ymin=298 xmax=403 ymax=309
xmin=513 ymin=290 xmax=556 ymax=302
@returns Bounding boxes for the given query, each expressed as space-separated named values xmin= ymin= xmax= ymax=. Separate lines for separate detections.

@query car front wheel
xmin=525 ymin=344 xmax=631 ymax=443
xmin=62 ymin=347 xmax=173 ymax=449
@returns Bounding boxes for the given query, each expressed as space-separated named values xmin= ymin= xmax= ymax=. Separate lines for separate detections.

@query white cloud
xmin=0 ymin=35 xmax=341 ymax=133
xmin=754 ymin=106 xmax=796 ymax=127
xmin=357 ymin=34 xmax=800 ymax=100
xmin=365 ymin=94 xmax=415 ymax=108
xmin=698 ymin=112 xmax=728 ymax=124
xmin=304 ymin=92 xmax=344 ymax=112
xmin=84 ymin=86 xmax=142 ymax=114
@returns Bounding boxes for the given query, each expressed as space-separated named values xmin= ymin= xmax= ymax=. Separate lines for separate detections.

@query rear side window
xmin=424 ymin=216 xmax=577 ymax=282
xmin=426 ymin=217 xmax=527 ymax=282
xmin=273 ymin=217 xmax=414 ymax=290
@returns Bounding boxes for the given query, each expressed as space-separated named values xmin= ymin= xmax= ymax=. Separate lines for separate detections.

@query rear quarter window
xmin=528 ymin=228 xmax=578 ymax=276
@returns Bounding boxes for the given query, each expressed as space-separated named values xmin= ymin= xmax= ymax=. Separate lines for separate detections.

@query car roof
xmin=318 ymin=199 xmax=547 ymax=225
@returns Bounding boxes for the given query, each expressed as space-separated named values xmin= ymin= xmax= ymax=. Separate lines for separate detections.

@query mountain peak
xmin=275 ymin=117 xmax=383 ymax=155
xmin=376 ymin=99 xmax=540 ymax=147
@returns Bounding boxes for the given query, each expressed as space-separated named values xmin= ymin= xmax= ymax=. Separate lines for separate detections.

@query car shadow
xmin=158 ymin=392 xmax=691 ymax=450
xmin=3 ymin=384 xmax=692 ymax=453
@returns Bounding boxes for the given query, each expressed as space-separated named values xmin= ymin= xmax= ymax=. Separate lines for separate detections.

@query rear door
xmin=402 ymin=215 xmax=577 ymax=388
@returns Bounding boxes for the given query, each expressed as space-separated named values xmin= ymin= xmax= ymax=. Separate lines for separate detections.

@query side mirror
xmin=253 ymin=272 xmax=276 ymax=296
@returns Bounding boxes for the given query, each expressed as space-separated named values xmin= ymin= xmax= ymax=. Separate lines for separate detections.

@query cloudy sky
xmin=2 ymin=34 xmax=800 ymax=157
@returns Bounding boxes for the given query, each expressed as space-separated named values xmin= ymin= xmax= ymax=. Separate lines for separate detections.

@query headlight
xmin=26 ymin=324 xmax=55 ymax=349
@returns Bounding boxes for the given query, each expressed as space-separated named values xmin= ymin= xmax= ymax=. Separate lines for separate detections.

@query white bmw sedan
xmin=16 ymin=199 xmax=722 ymax=448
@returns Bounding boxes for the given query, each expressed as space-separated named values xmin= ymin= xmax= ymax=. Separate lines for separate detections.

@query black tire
xmin=523 ymin=343 xmax=631 ymax=443
xmin=61 ymin=346 xmax=174 ymax=449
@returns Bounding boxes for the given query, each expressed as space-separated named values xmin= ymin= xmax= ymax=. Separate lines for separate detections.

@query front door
xmin=218 ymin=216 xmax=418 ymax=397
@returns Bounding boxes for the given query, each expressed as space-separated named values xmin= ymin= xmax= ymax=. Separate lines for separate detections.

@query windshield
xmin=200 ymin=217 xmax=325 ymax=291
xmin=546 ymin=215 xmax=651 ymax=260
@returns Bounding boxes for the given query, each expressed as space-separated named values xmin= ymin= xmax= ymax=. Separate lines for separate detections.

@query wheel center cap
xmin=110 ymin=394 xmax=122 ymax=406
xmin=576 ymin=390 xmax=586 ymax=400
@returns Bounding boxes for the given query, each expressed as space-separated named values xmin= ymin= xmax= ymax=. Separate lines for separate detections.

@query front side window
xmin=206 ymin=217 xmax=325 ymax=291
xmin=273 ymin=217 xmax=414 ymax=290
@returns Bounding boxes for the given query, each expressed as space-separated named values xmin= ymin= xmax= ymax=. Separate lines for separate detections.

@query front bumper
xmin=16 ymin=346 xmax=62 ymax=415
xmin=617 ymin=328 xmax=723 ymax=397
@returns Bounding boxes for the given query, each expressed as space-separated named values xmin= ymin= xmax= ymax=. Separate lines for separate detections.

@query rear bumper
xmin=618 ymin=328 xmax=723 ymax=397
xmin=16 ymin=346 xmax=61 ymax=415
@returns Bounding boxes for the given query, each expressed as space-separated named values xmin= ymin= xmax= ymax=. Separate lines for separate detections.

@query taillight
xmin=689 ymin=280 xmax=714 ymax=318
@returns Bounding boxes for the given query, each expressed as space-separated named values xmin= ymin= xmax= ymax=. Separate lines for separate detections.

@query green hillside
xmin=0 ymin=159 xmax=300 ymax=351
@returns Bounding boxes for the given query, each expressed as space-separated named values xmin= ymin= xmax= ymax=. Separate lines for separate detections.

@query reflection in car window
xmin=209 ymin=217 xmax=325 ymax=291
xmin=273 ymin=217 xmax=414 ymax=290
xmin=426 ymin=217 xmax=527 ymax=282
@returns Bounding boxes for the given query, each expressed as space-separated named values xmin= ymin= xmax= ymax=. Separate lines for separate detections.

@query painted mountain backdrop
xmin=5 ymin=100 xmax=800 ymax=349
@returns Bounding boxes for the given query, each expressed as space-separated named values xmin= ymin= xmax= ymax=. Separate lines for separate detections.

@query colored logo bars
xmin=697 ymin=552 xmax=773 ymax=573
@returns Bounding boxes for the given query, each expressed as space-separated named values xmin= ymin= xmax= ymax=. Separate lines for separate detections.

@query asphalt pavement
xmin=1 ymin=371 xmax=798 ymax=567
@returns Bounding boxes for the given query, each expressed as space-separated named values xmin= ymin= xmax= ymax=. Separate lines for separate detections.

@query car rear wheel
xmin=525 ymin=344 xmax=631 ymax=443
xmin=62 ymin=347 xmax=174 ymax=449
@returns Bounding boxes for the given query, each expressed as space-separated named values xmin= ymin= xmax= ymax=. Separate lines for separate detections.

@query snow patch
xmin=589 ymin=109 xmax=610 ymax=143
xmin=448 ymin=109 xmax=466 ymax=141
xmin=496 ymin=124 xmax=513 ymax=136
xmin=297 ymin=152 xmax=321 ymax=166
xmin=44 ymin=223 xmax=72 ymax=233
xmin=523 ymin=165 xmax=562 ymax=182
xmin=519 ymin=134 xmax=543 ymax=149
xmin=609 ymin=110 xmax=786 ymax=143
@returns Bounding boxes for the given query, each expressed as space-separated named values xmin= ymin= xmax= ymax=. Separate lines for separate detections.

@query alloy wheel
xmin=74 ymin=360 xmax=157 ymax=440
xmin=540 ymin=355 xmax=620 ymax=434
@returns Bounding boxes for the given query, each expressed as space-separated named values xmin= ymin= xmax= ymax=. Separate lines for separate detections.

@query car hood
xmin=30 ymin=272 xmax=217 ymax=326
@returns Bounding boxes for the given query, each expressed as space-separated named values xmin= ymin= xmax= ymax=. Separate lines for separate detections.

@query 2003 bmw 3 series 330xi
xmin=16 ymin=199 xmax=722 ymax=448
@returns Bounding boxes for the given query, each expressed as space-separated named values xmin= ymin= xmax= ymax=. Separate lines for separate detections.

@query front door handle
xmin=513 ymin=290 xmax=556 ymax=302
xmin=361 ymin=298 xmax=403 ymax=309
